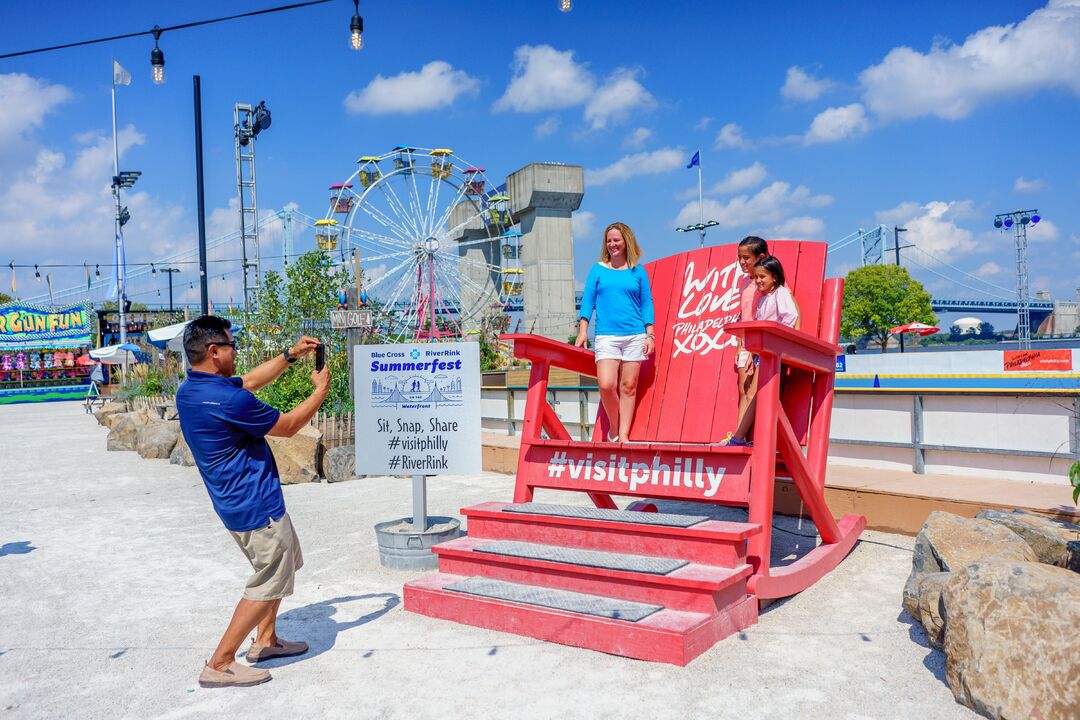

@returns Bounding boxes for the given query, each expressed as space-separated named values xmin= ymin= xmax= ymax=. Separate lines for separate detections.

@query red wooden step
xmin=463 ymin=501 xmax=758 ymax=567
xmin=433 ymin=536 xmax=751 ymax=614
xmin=404 ymin=572 xmax=759 ymax=666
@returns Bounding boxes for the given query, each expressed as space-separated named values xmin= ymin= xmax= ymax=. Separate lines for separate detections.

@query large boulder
xmin=903 ymin=511 xmax=1037 ymax=618
xmin=135 ymin=422 xmax=179 ymax=459
xmin=267 ymin=425 xmax=322 ymax=484
xmin=914 ymin=572 xmax=951 ymax=649
xmin=976 ymin=508 xmax=1080 ymax=573
xmin=324 ymin=444 xmax=364 ymax=483
xmin=942 ymin=560 xmax=1080 ymax=719
xmin=170 ymin=432 xmax=196 ymax=467
xmin=106 ymin=411 xmax=152 ymax=452
xmin=94 ymin=401 xmax=128 ymax=427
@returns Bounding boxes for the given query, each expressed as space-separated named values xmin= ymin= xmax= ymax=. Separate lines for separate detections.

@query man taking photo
xmin=176 ymin=315 xmax=329 ymax=688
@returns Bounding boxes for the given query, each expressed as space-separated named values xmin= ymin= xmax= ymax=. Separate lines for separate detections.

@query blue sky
xmin=2 ymin=0 xmax=1079 ymax=324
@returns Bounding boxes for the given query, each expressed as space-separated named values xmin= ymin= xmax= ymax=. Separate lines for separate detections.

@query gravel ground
xmin=0 ymin=402 xmax=975 ymax=719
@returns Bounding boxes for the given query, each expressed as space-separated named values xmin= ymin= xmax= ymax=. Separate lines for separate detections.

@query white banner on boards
xmin=354 ymin=342 xmax=481 ymax=476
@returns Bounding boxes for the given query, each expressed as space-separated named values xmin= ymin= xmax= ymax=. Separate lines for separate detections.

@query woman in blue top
xmin=575 ymin=221 xmax=655 ymax=443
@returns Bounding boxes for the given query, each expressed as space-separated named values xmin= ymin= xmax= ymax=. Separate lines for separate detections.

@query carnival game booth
xmin=404 ymin=241 xmax=864 ymax=665
xmin=0 ymin=301 xmax=95 ymax=405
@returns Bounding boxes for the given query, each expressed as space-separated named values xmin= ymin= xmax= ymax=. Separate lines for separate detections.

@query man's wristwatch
xmin=283 ymin=348 xmax=298 ymax=363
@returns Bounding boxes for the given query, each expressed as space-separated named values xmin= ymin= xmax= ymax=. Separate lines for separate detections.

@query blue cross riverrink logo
xmin=368 ymin=347 xmax=464 ymax=409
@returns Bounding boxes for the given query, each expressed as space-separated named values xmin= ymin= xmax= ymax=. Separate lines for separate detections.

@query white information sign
xmin=355 ymin=342 xmax=481 ymax=476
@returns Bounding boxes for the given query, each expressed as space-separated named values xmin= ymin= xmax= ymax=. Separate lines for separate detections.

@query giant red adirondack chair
xmin=404 ymin=241 xmax=865 ymax=665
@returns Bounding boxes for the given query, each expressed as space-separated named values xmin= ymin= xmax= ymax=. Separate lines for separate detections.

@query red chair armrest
xmin=725 ymin=321 xmax=838 ymax=374
xmin=500 ymin=333 xmax=597 ymax=378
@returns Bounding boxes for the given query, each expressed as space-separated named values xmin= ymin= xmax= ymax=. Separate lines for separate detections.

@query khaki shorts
xmin=229 ymin=512 xmax=304 ymax=601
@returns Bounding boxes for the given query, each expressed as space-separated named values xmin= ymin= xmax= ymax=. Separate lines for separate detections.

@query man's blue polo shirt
xmin=176 ymin=370 xmax=284 ymax=532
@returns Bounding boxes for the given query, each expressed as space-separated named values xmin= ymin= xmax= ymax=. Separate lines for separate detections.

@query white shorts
xmin=594 ymin=333 xmax=647 ymax=362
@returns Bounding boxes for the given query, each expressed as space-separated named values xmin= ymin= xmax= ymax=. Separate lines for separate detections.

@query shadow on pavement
xmin=259 ymin=593 xmax=400 ymax=668
xmin=0 ymin=541 xmax=35 ymax=557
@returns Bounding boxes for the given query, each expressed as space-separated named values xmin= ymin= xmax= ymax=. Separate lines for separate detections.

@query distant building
xmin=1038 ymin=288 xmax=1080 ymax=334
xmin=952 ymin=316 xmax=983 ymax=333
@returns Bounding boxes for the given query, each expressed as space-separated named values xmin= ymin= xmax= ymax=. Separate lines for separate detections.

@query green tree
xmin=840 ymin=264 xmax=937 ymax=352
xmin=245 ymin=251 xmax=353 ymax=413
xmin=0 ymin=292 xmax=13 ymax=305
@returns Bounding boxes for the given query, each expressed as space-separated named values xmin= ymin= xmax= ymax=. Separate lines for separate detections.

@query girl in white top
xmin=722 ymin=255 xmax=799 ymax=446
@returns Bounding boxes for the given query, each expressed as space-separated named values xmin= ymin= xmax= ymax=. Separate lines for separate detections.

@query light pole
xmin=675 ymin=221 xmax=720 ymax=248
xmin=157 ymin=266 xmax=180 ymax=312
xmin=891 ymin=226 xmax=912 ymax=353
xmin=111 ymin=170 xmax=140 ymax=345
xmin=994 ymin=209 xmax=1041 ymax=350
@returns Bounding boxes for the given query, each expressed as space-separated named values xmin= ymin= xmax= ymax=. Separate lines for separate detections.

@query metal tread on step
xmin=474 ymin=540 xmax=688 ymax=575
xmin=445 ymin=576 xmax=663 ymax=622
xmin=502 ymin=502 xmax=709 ymax=528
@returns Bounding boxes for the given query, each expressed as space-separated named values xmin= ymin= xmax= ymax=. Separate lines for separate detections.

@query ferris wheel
xmin=319 ymin=146 xmax=522 ymax=341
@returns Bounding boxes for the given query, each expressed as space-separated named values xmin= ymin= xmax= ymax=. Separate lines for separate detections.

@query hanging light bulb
xmin=95 ymin=264 xmax=101 ymax=279
xmin=560 ymin=0 xmax=572 ymax=12
xmin=35 ymin=264 xmax=41 ymax=281
xmin=350 ymin=0 xmax=364 ymax=50
xmin=151 ymin=263 xmax=157 ymax=276
xmin=150 ymin=26 xmax=166 ymax=85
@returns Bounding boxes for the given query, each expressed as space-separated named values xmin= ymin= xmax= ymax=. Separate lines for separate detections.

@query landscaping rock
xmin=267 ymin=425 xmax=322 ymax=484
xmin=902 ymin=511 xmax=1036 ymax=618
xmin=93 ymin=401 xmax=128 ymax=427
xmin=914 ymin=572 xmax=950 ymax=649
xmin=170 ymin=432 xmax=196 ymax=467
xmin=135 ymin=423 xmax=179 ymax=459
xmin=324 ymin=444 xmax=363 ymax=483
xmin=976 ymin=508 xmax=1080 ymax=573
xmin=106 ymin=411 xmax=152 ymax=452
xmin=942 ymin=560 xmax=1080 ymax=720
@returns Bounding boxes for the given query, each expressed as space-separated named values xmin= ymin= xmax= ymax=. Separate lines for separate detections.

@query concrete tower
xmin=507 ymin=163 xmax=584 ymax=340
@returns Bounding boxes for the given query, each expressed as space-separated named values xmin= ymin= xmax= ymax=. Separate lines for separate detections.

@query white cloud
xmin=714 ymin=122 xmax=753 ymax=150
xmin=976 ymin=261 xmax=1004 ymax=277
xmin=707 ymin=162 xmax=767 ymax=195
xmin=0 ymin=73 xmax=72 ymax=144
xmin=585 ymin=147 xmax=686 ymax=187
xmin=673 ymin=180 xmax=833 ymax=228
xmin=623 ymin=127 xmax=653 ymax=149
xmin=494 ymin=45 xmax=595 ymax=112
xmin=695 ymin=116 xmax=714 ymax=131
xmin=770 ymin=216 xmax=826 ymax=239
xmin=584 ymin=67 xmax=656 ymax=130
xmin=780 ymin=66 xmax=837 ymax=102
xmin=859 ymin=1 xmax=1080 ymax=121
xmin=344 ymin=61 xmax=479 ymax=115
xmin=534 ymin=116 xmax=561 ymax=139
xmin=1014 ymin=176 xmax=1047 ymax=193
xmin=874 ymin=200 xmax=980 ymax=256
xmin=804 ymin=103 xmax=870 ymax=144
xmin=1028 ymin=217 xmax=1060 ymax=242
xmin=0 ymin=123 xmax=195 ymax=302
xmin=572 ymin=210 xmax=597 ymax=242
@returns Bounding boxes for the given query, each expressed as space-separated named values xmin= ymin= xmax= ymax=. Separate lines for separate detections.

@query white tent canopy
xmin=89 ymin=343 xmax=141 ymax=365
xmin=147 ymin=322 xmax=190 ymax=352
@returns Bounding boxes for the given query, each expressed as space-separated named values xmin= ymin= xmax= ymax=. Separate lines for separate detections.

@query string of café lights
xmin=0 ymin=0 xmax=574 ymax=65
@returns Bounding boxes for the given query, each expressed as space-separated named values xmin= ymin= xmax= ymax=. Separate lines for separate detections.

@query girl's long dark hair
xmin=754 ymin=255 xmax=786 ymax=287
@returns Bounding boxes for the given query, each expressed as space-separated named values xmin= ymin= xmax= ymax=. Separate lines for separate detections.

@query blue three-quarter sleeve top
xmin=578 ymin=263 xmax=655 ymax=336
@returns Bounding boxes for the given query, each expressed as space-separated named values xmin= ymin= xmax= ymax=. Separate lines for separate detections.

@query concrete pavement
xmin=0 ymin=402 xmax=975 ymax=719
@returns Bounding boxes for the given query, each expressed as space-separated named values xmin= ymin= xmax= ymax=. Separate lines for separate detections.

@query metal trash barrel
xmin=374 ymin=516 xmax=461 ymax=570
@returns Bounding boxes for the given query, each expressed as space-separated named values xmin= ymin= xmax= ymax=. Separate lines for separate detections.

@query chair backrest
xmin=620 ymin=240 xmax=829 ymax=445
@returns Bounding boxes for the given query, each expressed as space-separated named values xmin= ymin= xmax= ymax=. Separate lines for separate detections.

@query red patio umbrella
xmin=889 ymin=322 xmax=940 ymax=351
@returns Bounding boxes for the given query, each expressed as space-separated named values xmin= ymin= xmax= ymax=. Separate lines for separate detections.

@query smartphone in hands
xmin=314 ymin=344 xmax=325 ymax=371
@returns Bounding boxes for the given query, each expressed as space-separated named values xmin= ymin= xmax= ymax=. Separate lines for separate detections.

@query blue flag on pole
xmin=686 ymin=151 xmax=700 ymax=169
